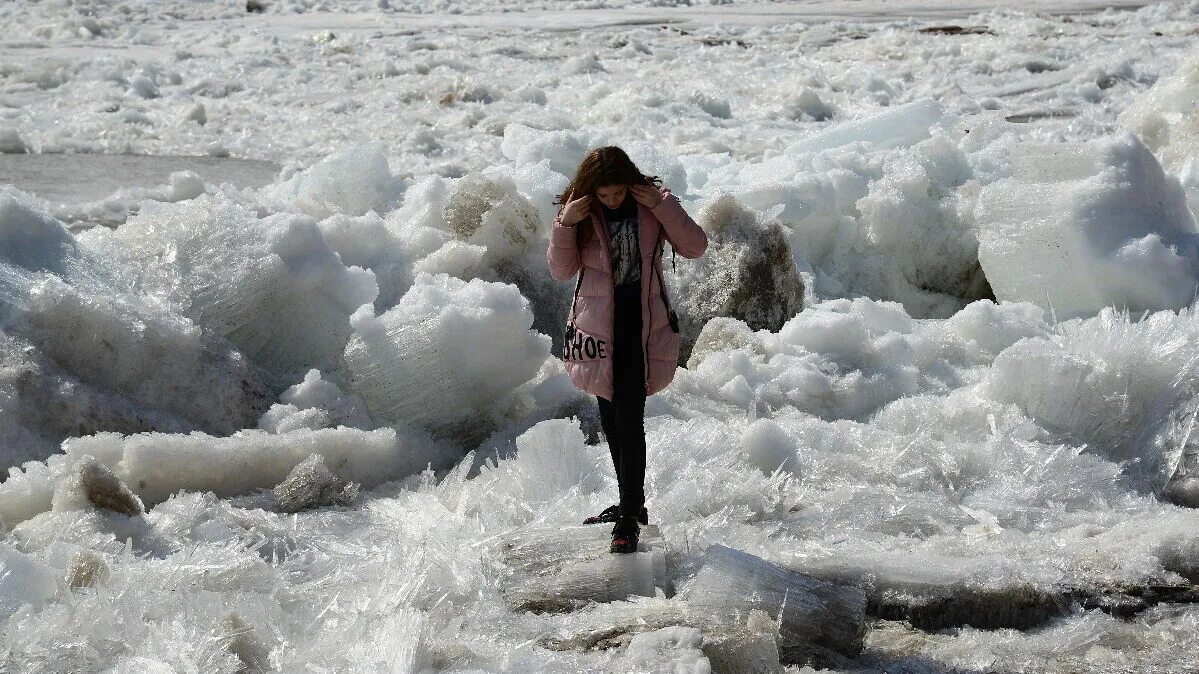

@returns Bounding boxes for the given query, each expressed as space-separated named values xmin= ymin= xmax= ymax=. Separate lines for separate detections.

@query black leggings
xmin=597 ymin=282 xmax=646 ymax=519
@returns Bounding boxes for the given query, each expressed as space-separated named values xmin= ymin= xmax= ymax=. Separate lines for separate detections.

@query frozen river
xmin=1 ymin=0 xmax=1198 ymax=672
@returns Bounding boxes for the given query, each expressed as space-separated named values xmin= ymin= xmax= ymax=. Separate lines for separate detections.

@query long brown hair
xmin=555 ymin=146 xmax=661 ymax=248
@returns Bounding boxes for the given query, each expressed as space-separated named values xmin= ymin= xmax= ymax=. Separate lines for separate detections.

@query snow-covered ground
xmin=2 ymin=0 xmax=1199 ymax=671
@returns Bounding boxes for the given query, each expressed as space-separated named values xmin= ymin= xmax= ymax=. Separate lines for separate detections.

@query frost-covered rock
xmin=976 ymin=134 xmax=1199 ymax=319
xmin=272 ymin=453 xmax=360 ymax=513
xmin=52 ymin=455 xmax=145 ymax=516
xmin=672 ymin=194 xmax=804 ymax=363
xmin=342 ymin=273 xmax=549 ymax=443
xmin=438 ymin=173 xmax=571 ymax=351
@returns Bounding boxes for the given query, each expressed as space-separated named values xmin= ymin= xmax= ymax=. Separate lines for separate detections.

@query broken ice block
xmin=703 ymin=614 xmax=782 ymax=674
xmin=343 ymin=273 xmax=549 ymax=443
xmin=671 ymin=194 xmax=804 ymax=363
xmin=272 ymin=453 xmax=360 ymax=513
xmin=0 ymin=543 xmax=57 ymax=618
xmin=784 ymin=99 xmax=943 ymax=156
xmin=975 ymin=133 xmax=1199 ymax=319
xmin=498 ymin=524 xmax=667 ymax=612
xmin=684 ymin=545 xmax=866 ymax=666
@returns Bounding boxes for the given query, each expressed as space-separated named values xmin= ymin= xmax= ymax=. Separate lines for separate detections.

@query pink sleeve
xmin=650 ymin=187 xmax=707 ymax=258
xmin=546 ymin=209 xmax=582 ymax=281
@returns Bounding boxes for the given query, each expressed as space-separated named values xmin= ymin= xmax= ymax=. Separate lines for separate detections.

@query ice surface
xmin=684 ymin=545 xmax=866 ymax=666
xmin=784 ymin=99 xmax=944 ymax=156
xmin=4 ymin=1 xmax=1199 ymax=671
xmin=976 ymin=133 xmax=1199 ymax=319
xmin=272 ymin=453 xmax=360 ymax=513
xmin=342 ymin=272 xmax=549 ymax=442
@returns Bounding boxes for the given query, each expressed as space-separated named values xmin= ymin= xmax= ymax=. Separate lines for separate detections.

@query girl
xmin=546 ymin=146 xmax=708 ymax=553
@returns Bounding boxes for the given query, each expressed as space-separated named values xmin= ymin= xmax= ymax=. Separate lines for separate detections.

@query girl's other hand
xmin=630 ymin=184 xmax=664 ymax=208
xmin=560 ymin=191 xmax=592 ymax=226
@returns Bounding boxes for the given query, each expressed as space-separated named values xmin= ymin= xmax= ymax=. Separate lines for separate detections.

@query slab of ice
xmin=984 ymin=306 xmax=1199 ymax=485
xmin=976 ymin=133 xmax=1199 ymax=319
xmin=0 ymin=543 xmax=56 ymax=619
xmin=684 ymin=545 xmax=866 ymax=666
xmin=342 ymin=272 xmax=549 ymax=443
xmin=262 ymin=143 xmax=402 ymax=220
xmin=0 ymin=425 xmax=454 ymax=525
xmin=0 ymin=190 xmax=273 ymax=459
xmin=784 ymin=99 xmax=944 ymax=156
xmin=498 ymin=523 xmax=667 ymax=612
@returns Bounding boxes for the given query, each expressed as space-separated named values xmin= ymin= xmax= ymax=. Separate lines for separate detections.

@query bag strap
xmin=568 ymin=267 xmax=584 ymax=326
xmin=654 ymin=234 xmax=672 ymax=312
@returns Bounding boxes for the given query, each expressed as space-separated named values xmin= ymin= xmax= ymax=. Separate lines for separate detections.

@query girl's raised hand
xmin=630 ymin=184 xmax=664 ymax=208
xmin=559 ymin=191 xmax=592 ymax=226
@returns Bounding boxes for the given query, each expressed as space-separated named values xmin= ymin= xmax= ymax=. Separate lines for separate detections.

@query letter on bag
xmin=562 ymin=328 xmax=607 ymax=362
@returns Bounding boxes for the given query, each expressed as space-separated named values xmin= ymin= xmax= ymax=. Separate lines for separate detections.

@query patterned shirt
xmin=603 ymin=196 xmax=640 ymax=288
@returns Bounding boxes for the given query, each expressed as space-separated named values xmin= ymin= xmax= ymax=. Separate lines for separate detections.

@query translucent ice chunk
xmin=80 ymin=195 xmax=378 ymax=379
xmin=216 ymin=612 xmax=272 ymax=673
xmin=342 ymin=273 xmax=549 ymax=443
xmin=684 ymin=545 xmax=866 ymax=666
xmin=271 ymin=453 xmax=360 ymax=513
xmin=0 ymin=543 xmax=56 ymax=618
xmin=263 ymin=143 xmax=402 ymax=219
xmin=784 ymin=99 xmax=943 ymax=156
xmin=976 ymin=133 xmax=1199 ymax=319
xmin=499 ymin=524 xmax=667 ymax=612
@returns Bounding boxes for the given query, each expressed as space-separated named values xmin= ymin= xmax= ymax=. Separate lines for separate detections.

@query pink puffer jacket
xmin=547 ymin=187 xmax=708 ymax=401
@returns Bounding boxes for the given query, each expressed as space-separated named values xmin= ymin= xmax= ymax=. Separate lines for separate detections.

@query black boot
xmin=583 ymin=504 xmax=648 ymax=525
xmin=610 ymin=515 xmax=640 ymax=554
